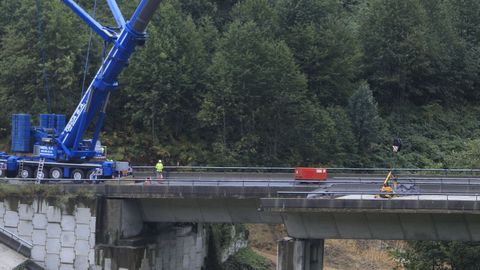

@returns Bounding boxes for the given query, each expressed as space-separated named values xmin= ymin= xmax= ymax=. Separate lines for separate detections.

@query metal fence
xmin=5 ymin=175 xmax=480 ymax=190
xmin=131 ymin=165 xmax=480 ymax=175
xmin=276 ymin=190 xmax=480 ymax=201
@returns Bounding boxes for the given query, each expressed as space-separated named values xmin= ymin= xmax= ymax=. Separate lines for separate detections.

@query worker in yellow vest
xmin=155 ymin=160 xmax=164 ymax=179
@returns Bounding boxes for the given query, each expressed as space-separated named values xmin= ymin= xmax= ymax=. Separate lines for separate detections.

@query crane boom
xmin=0 ymin=0 xmax=161 ymax=180
xmin=52 ymin=0 xmax=161 ymax=161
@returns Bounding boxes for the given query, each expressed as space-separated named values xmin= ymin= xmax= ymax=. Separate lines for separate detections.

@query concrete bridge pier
xmin=277 ymin=237 xmax=324 ymax=270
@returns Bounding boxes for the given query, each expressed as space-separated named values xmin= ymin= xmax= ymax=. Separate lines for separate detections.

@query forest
xmin=1 ymin=0 xmax=480 ymax=168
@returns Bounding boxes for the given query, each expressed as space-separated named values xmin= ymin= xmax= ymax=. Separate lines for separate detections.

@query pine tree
xmin=348 ymin=82 xmax=383 ymax=157
xmin=199 ymin=0 xmax=315 ymax=164
xmin=360 ymin=0 xmax=431 ymax=106
xmin=275 ymin=0 xmax=359 ymax=105
xmin=116 ymin=0 xmax=211 ymax=162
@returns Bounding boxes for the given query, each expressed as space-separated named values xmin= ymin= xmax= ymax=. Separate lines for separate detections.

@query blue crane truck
xmin=0 ymin=0 xmax=161 ymax=181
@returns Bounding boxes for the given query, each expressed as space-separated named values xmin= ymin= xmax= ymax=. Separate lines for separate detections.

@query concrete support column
xmin=97 ymin=198 xmax=144 ymax=245
xmin=277 ymin=237 xmax=324 ymax=270
xmin=96 ymin=198 xmax=149 ymax=269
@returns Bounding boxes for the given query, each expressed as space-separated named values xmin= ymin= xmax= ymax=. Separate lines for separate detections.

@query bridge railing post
xmin=440 ymin=178 xmax=443 ymax=193
xmin=268 ymin=179 xmax=272 ymax=197
xmin=242 ymin=179 xmax=245 ymax=196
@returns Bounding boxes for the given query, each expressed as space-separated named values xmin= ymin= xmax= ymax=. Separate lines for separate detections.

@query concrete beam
xmin=104 ymin=184 xmax=312 ymax=199
xmin=281 ymin=212 xmax=480 ymax=241
xmin=260 ymin=198 xmax=480 ymax=214
xmin=138 ymin=198 xmax=282 ymax=224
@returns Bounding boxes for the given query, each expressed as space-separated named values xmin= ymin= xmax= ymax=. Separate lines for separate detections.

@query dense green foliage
xmin=0 ymin=183 xmax=95 ymax=212
xmin=2 ymin=0 xmax=480 ymax=169
xmin=204 ymin=224 xmax=249 ymax=270
xmin=393 ymin=241 xmax=480 ymax=270
xmin=223 ymin=248 xmax=271 ymax=270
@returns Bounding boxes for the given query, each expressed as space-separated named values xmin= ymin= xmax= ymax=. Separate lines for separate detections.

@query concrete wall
xmin=0 ymin=195 xmax=270 ymax=270
xmin=96 ymin=199 xmax=211 ymax=270
xmin=0 ymin=199 xmax=96 ymax=270
xmin=153 ymin=224 xmax=207 ymax=269
xmin=96 ymin=223 xmax=208 ymax=270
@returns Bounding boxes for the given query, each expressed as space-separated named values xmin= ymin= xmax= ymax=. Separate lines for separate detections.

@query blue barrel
xmin=48 ymin=114 xmax=55 ymax=129
xmin=40 ymin=114 xmax=50 ymax=129
xmin=11 ymin=114 xmax=31 ymax=152
xmin=39 ymin=114 xmax=56 ymax=129
xmin=55 ymin=114 xmax=66 ymax=133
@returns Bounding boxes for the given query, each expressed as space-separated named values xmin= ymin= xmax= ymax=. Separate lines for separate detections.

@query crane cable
xmin=35 ymin=0 xmax=52 ymax=113
xmin=80 ymin=0 xmax=98 ymax=98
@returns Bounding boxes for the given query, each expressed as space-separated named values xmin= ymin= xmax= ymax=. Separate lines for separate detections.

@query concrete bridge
xmin=1 ymin=171 xmax=480 ymax=269
xmin=101 ymin=182 xmax=480 ymax=270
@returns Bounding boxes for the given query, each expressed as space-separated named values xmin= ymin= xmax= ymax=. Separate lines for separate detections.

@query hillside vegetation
xmin=2 ymin=1 xmax=480 ymax=268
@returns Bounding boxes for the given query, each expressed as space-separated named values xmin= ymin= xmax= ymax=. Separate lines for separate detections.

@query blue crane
xmin=0 ymin=0 xmax=161 ymax=180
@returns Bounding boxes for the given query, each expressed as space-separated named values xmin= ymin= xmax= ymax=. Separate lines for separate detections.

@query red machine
xmin=294 ymin=167 xmax=328 ymax=181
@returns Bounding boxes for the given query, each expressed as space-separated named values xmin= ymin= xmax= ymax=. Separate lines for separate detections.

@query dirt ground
xmin=246 ymin=224 xmax=403 ymax=270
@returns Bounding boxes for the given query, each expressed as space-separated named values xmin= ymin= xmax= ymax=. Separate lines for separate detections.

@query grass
xmin=324 ymin=240 xmax=403 ymax=270
xmin=223 ymin=247 xmax=272 ymax=270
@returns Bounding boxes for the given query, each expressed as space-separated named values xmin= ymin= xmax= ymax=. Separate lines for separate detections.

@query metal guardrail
xmin=6 ymin=176 xmax=480 ymax=195
xmin=132 ymin=165 xmax=293 ymax=171
xmin=132 ymin=165 xmax=480 ymax=172
xmin=8 ymin=177 xmax=480 ymax=184
xmin=131 ymin=166 xmax=480 ymax=175
xmin=276 ymin=190 xmax=480 ymax=201
xmin=328 ymin=167 xmax=480 ymax=173
xmin=0 ymin=225 xmax=33 ymax=249
xmin=5 ymin=177 xmax=480 ymax=187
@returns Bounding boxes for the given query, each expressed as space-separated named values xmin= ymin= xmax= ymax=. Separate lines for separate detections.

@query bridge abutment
xmin=277 ymin=237 xmax=324 ymax=270
xmin=96 ymin=198 xmax=209 ymax=270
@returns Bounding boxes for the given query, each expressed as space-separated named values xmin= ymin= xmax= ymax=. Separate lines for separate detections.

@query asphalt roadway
xmin=4 ymin=171 xmax=480 ymax=198
xmin=130 ymin=171 xmax=480 ymax=197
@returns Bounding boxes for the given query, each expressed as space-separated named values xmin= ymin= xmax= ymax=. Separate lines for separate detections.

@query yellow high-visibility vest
xmin=155 ymin=162 xmax=164 ymax=172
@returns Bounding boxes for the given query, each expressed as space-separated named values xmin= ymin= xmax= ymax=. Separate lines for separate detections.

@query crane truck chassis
xmin=0 ymin=0 xmax=161 ymax=181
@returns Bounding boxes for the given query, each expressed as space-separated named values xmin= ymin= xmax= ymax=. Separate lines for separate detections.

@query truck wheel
xmin=49 ymin=167 xmax=63 ymax=180
xmin=19 ymin=167 xmax=33 ymax=179
xmin=35 ymin=170 xmax=45 ymax=180
xmin=71 ymin=169 xmax=85 ymax=182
